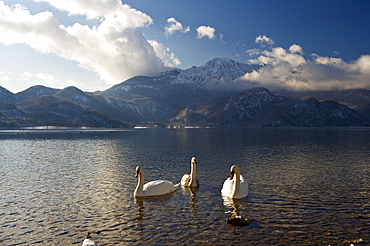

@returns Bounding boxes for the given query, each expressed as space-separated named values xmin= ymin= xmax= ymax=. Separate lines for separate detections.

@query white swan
xmin=134 ymin=166 xmax=178 ymax=197
xmin=180 ymin=157 xmax=199 ymax=187
xmin=221 ymin=165 xmax=248 ymax=199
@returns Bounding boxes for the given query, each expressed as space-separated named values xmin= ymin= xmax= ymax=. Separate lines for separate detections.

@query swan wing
xmin=180 ymin=174 xmax=190 ymax=186
xmin=239 ymin=175 xmax=249 ymax=198
xmin=143 ymin=180 xmax=176 ymax=196
xmin=221 ymin=177 xmax=234 ymax=198
xmin=221 ymin=175 xmax=248 ymax=199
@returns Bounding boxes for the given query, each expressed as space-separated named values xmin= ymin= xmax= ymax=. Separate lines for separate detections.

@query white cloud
xmin=355 ymin=55 xmax=370 ymax=73
xmin=219 ymin=34 xmax=226 ymax=44
xmin=19 ymin=72 xmax=84 ymax=89
xmin=242 ymin=43 xmax=370 ymax=91
xmin=33 ymin=0 xmax=152 ymax=28
xmin=164 ymin=17 xmax=190 ymax=36
xmin=246 ymin=48 xmax=263 ymax=56
xmin=0 ymin=1 xmax=178 ymax=89
xmin=255 ymin=35 xmax=274 ymax=46
xmin=148 ymin=40 xmax=181 ymax=67
xmin=0 ymin=70 xmax=11 ymax=83
xmin=249 ymin=46 xmax=306 ymax=67
xmin=289 ymin=44 xmax=304 ymax=55
xmin=196 ymin=26 xmax=216 ymax=39
xmin=0 ymin=70 xmax=85 ymax=93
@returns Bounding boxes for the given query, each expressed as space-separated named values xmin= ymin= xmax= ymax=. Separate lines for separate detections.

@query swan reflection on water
xmin=134 ymin=192 xmax=176 ymax=229
xmin=222 ymin=196 xmax=254 ymax=227
xmin=181 ymin=186 xmax=199 ymax=216
xmin=181 ymin=185 xmax=198 ymax=198
xmin=134 ymin=197 xmax=145 ymax=227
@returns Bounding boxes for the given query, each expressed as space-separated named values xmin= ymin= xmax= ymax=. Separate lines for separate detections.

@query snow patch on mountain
xmin=172 ymin=58 xmax=261 ymax=86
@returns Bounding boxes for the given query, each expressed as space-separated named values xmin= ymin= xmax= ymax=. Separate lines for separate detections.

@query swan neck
xmin=135 ymin=171 xmax=144 ymax=196
xmin=233 ymin=172 xmax=241 ymax=196
xmin=189 ymin=161 xmax=197 ymax=187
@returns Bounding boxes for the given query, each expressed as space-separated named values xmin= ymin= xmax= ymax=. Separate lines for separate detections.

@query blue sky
xmin=1 ymin=0 xmax=370 ymax=93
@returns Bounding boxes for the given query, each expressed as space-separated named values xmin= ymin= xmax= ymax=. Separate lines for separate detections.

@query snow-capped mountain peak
xmin=172 ymin=57 xmax=260 ymax=86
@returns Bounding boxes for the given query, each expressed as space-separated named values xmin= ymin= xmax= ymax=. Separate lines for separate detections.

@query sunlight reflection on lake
xmin=1 ymin=128 xmax=369 ymax=245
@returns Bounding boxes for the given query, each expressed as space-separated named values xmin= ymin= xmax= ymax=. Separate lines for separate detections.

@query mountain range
xmin=1 ymin=58 xmax=369 ymax=128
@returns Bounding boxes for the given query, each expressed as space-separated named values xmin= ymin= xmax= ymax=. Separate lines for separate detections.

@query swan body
xmin=134 ymin=166 xmax=178 ymax=197
xmin=181 ymin=157 xmax=199 ymax=187
xmin=221 ymin=165 xmax=248 ymax=199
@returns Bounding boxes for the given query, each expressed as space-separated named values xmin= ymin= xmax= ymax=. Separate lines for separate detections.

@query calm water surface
xmin=0 ymin=128 xmax=369 ymax=245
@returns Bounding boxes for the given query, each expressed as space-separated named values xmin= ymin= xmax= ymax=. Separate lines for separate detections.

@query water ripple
xmin=1 ymin=128 xmax=369 ymax=245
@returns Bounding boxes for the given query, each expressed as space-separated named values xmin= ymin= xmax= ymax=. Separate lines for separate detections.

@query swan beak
xmin=230 ymin=171 xmax=235 ymax=180
xmin=135 ymin=171 xmax=139 ymax=178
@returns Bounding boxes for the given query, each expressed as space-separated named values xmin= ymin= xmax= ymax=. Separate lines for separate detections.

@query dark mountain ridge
xmin=170 ymin=88 xmax=365 ymax=127
xmin=0 ymin=58 xmax=369 ymax=128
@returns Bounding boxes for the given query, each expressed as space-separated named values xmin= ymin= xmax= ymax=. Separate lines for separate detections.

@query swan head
xmin=135 ymin=166 xmax=142 ymax=178
xmin=191 ymin=157 xmax=197 ymax=165
xmin=229 ymin=165 xmax=240 ymax=179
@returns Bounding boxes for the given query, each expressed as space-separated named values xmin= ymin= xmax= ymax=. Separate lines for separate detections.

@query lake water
xmin=1 ymin=128 xmax=369 ymax=245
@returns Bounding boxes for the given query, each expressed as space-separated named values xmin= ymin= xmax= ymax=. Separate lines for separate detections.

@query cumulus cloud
xmin=242 ymin=42 xmax=370 ymax=91
xmin=196 ymin=26 xmax=216 ymax=39
xmin=255 ymin=35 xmax=274 ymax=46
xmin=33 ymin=0 xmax=152 ymax=28
xmin=251 ymin=46 xmax=307 ymax=67
xmin=164 ymin=17 xmax=190 ymax=36
xmin=0 ymin=0 xmax=178 ymax=87
xmin=148 ymin=40 xmax=181 ymax=67
xmin=289 ymin=44 xmax=304 ymax=55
